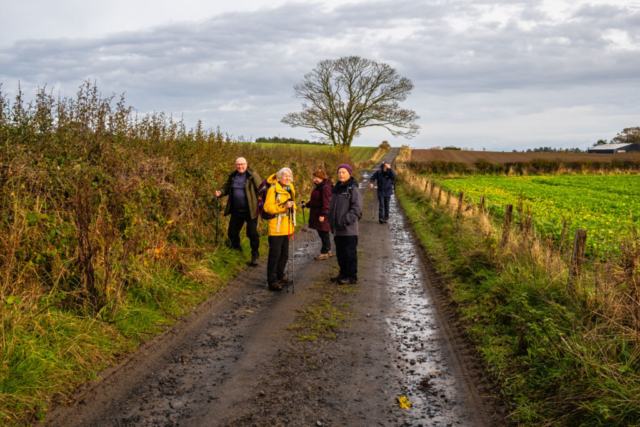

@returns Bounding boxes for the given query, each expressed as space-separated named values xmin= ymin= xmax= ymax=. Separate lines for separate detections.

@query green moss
xmin=288 ymin=273 xmax=353 ymax=342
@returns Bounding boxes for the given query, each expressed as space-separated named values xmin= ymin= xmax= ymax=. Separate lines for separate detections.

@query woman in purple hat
xmin=327 ymin=164 xmax=363 ymax=285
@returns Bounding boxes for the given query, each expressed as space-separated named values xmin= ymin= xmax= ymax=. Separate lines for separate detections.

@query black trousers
xmin=334 ymin=235 xmax=358 ymax=280
xmin=378 ymin=194 xmax=391 ymax=220
xmin=228 ymin=212 xmax=260 ymax=254
xmin=267 ymin=235 xmax=289 ymax=285
xmin=317 ymin=230 xmax=331 ymax=254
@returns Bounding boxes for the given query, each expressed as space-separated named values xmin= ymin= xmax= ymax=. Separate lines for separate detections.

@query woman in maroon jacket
xmin=302 ymin=169 xmax=334 ymax=260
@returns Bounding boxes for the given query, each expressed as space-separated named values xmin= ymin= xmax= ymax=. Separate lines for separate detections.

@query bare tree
xmin=282 ymin=56 xmax=420 ymax=153
xmin=612 ymin=127 xmax=640 ymax=145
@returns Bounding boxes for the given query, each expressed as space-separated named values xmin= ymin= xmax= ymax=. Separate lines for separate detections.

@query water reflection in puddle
xmin=384 ymin=195 xmax=468 ymax=426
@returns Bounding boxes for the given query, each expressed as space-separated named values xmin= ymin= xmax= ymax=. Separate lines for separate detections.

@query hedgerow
xmin=0 ymin=81 xmax=352 ymax=424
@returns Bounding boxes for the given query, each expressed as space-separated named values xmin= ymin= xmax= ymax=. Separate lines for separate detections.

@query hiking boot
xmin=268 ymin=282 xmax=282 ymax=291
xmin=383 ymin=219 xmax=389 ymax=223
xmin=330 ymin=274 xmax=344 ymax=283
xmin=314 ymin=253 xmax=329 ymax=261
xmin=279 ymin=278 xmax=293 ymax=287
xmin=250 ymin=252 xmax=259 ymax=266
xmin=338 ymin=277 xmax=358 ymax=285
xmin=327 ymin=251 xmax=333 ymax=257
xmin=379 ymin=219 xmax=384 ymax=224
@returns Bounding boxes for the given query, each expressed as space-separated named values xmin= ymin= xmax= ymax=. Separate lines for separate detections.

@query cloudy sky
xmin=1 ymin=0 xmax=639 ymax=150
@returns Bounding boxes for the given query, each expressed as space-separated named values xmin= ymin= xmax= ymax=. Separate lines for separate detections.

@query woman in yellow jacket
xmin=263 ymin=167 xmax=297 ymax=291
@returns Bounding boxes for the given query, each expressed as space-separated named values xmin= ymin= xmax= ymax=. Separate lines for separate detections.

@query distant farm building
xmin=588 ymin=143 xmax=640 ymax=154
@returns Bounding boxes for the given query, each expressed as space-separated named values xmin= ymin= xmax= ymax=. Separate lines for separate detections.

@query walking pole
xmin=290 ymin=206 xmax=295 ymax=294
xmin=287 ymin=212 xmax=291 ymax=293
xmin=215 ymin=196 xmax=220 ymax=245
xmin=302 ymin=205 xmax=310 ymax=258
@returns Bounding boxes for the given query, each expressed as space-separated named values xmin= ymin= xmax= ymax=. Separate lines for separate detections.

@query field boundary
xmin=404 ymin=172 xmax=632 ymax=259
xmin=394 ymin=175 xmax=640 ymax=426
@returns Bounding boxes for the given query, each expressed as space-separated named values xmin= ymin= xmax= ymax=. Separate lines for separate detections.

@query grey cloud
xmin=1 ymin=0 xmax=639 ymax=148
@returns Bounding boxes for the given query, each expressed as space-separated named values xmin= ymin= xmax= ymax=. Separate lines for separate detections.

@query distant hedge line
xmin=408 ymin=158 xmax=640 ymax=175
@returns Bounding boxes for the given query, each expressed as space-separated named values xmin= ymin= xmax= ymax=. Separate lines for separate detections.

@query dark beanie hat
xmin=337 ymin=164 xmax=353 ymax=175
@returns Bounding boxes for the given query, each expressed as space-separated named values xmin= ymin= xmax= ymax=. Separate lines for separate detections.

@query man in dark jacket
xmin=369 ymin=162 xmax=396 ymax=224
xmin=215 ymin=157 xmax=262 ymax=266
xmin=328 ymin=164 xmax=363 ymax=285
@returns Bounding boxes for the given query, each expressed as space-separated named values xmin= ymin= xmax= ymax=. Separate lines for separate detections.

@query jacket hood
xmin=267 ymin=173 xmax=278 ymax=185
xmin=267 ymin=173 xmax=295 ymax=194
xmin=335 ymin=177 xmax=358 ymax=191
xmin=317 ymin=178 xmax=334 ymax=187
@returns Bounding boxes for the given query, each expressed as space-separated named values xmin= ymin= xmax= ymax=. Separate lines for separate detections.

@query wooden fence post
xmin=479 ymin=196 xmax=485 ymax=214
xmin=456 ymin=192 xmax=464 ymax=217
xmin=436 ymin=186 xmax=442 ymax=205
xmin=446 ymin=190 xmax=452 ymax=206
xmin=424 ymin=180 xmax=429 ymax=194
xmin=430 ymin=181 xmax=436 ymax=198
xmin=501 ymin=204 xmax=513 ymax=247
xmin=567 ymin=229 xmax=587 ymax=294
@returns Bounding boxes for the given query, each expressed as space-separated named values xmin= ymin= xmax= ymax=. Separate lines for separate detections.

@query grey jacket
xmin=328 ymin=178 xmax=363 ymax=236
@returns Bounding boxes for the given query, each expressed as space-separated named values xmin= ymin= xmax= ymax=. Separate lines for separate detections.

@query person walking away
xmin=263 ymin=168 xmax=297 ymax=291
xmin=328 ymin=164 xmax=363 ymax=285
xmin=369 ymin=162 xmax=396 ymax=224
xmin=301 ymin=169 xmax=333 ymax=260
xmin=215 ymin=157 xmax=262 ymax=266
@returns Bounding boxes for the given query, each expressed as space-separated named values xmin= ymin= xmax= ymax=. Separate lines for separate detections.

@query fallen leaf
xmin=246 ymin=310 xmax=254 ymax=313
xmin=397 ymin=396 xmax=412 ymax=409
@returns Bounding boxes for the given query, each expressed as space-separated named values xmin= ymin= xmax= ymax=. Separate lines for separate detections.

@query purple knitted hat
xmin=337 ymin=164 xmax=353 ymax=175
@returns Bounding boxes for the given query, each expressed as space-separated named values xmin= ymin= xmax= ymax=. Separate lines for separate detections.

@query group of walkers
xmin=216 ymin=157 xmax=395 ymax=291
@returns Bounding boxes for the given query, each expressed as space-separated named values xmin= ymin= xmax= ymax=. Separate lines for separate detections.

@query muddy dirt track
xmin=45 ymin=148 xmax=505 ymax=427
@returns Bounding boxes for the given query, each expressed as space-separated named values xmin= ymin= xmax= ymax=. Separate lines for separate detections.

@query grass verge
xmin=0 ymin=237 xmax=267 ymax=426
xmin=395 ymin=182 xmax=640 ymax=426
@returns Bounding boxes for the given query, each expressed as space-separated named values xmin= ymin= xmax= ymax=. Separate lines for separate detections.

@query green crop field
xmin=349 ymin=147 xmax=379 ymax=162
xmin=439 ymin=175 xmax=640 ymax=252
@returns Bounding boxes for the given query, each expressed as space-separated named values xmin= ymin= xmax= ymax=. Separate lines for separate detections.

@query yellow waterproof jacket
xmin=263 ymin=173 xmax=297 ymax=236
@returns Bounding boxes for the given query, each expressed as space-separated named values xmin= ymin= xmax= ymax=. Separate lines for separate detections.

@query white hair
xmin=276 ymin=167 xmax=293 ymax=181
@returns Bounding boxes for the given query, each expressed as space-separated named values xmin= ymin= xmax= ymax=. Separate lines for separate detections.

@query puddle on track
xmin=383 ymin=195 xmax=471 ymax=426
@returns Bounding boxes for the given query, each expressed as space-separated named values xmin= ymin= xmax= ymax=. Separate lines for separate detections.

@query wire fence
xmin=404 ymin=173 xmax=631 ymax=262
